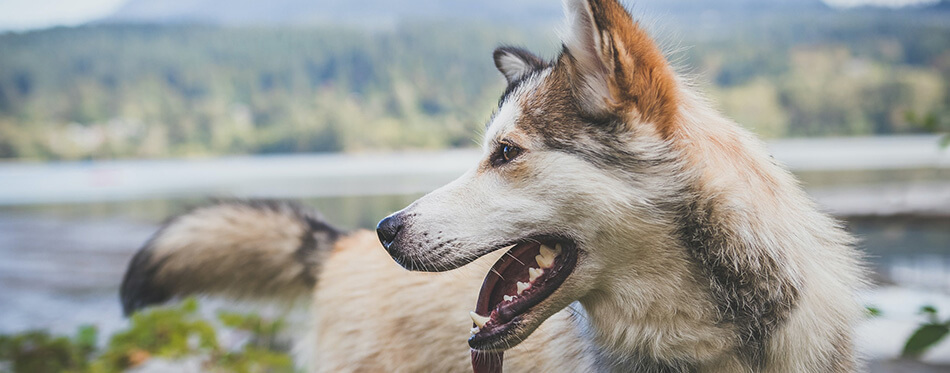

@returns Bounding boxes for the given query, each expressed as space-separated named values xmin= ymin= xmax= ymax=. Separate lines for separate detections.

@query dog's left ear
xmin=494 ymin=46 xmax=546 ymax=85
xmin=561 ymin=0 xmax=679 ymax=129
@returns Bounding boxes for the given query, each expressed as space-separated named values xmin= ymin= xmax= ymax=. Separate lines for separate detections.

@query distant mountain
xmin=106 ymin=0 xmax=563 ymax=26
xmin=104 ymin=0 xmax=831 ymax=27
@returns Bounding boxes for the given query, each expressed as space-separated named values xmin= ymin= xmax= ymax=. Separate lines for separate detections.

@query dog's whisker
xmin=504 ymin=251 xmax=525 ymax=266
xmin=490 ymin=268 xmax=505 ymax=280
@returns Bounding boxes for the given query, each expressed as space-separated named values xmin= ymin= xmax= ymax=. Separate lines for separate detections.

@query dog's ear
xmin=493 ymin=46 xmax=546 ymax=85
xmin=560 ymin=0 xmax=678 ymax=130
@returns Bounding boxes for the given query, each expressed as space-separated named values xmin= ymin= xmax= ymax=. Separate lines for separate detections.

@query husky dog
xmin=121 ymin=0 xmax=866 ymax=371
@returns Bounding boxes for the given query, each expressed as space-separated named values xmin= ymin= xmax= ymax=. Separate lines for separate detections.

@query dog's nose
xmin=376 ymin=214 xmax=403 ymax=249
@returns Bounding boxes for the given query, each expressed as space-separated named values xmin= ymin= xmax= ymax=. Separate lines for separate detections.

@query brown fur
xmin=502 ymin=4 xmax=830 ymax=367
xmin=572 ymin=0 xmax=679 ymax=131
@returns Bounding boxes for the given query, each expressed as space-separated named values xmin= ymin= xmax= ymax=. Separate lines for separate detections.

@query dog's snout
xmin=376 ymin=214 xmax=403 ymax=249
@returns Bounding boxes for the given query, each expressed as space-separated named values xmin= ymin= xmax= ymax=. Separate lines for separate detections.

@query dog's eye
xmin=491 ymin=143 xmax=523 ymax=167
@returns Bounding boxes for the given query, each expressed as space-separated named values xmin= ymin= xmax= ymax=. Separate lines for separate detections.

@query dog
xmin=120 ymin=0 xmax=866 ymax=371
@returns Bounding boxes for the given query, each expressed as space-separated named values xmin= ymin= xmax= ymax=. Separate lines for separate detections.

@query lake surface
xmin=0 ymin=194 xmax=421 ymax=337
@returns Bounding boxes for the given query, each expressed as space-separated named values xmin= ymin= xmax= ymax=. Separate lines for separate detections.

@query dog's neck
xmin=576 ymin=213 xmax=747 ymax=371
xmin=574 ymin=97 xmax=811 ymax=370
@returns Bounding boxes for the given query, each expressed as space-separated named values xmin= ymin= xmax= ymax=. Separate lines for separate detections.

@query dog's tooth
xmin=554 ymin=243 xmax=562 ymax=255
xmin=517 ymin=281 xmax=530 ymax=294
xmin=470 ymin=311 xmax=489 ymax=328
xmin=470 ymin=326 xmax=480 ymax=335
xmin=503 ymin=295 xmax=514 ymax=302
xmin=536 ymin=254 xmax=554 ymax=269
xmin=528 ymin=267 xmax=543 ymax=282
xmin=539 ymin=244 xmax=556 ymax=259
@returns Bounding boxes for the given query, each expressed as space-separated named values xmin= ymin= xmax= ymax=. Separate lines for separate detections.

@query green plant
xmin=89 ymin=298 xmax=218 ymax=372
xmin=0 ymin=326 xmax=97 ymax=372
xmin=907 ymin=111 xmax=950 ymax=148
xmin=0 ymin=298 xmax=296 ymax=373
xmin=902 ymin=305 xmax=950 ymax=359
xmin=213 ymin=311 xmax=295 ymax=372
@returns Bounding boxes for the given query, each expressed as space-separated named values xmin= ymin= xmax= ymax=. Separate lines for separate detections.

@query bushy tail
xmin=120 ymin=199 xmax=341 ymax=316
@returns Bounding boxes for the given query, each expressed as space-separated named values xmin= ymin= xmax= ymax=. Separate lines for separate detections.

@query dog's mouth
xmin=467 ymin=236 xmax=578 ymax=351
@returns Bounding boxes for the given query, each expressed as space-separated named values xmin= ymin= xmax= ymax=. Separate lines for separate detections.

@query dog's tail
xmin=120 ymin=199 xmax=341 ymax=316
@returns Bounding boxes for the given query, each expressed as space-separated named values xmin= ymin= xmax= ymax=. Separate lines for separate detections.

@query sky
xmin=0 ymin=0 xmax=127 ymax=30
xmin=0 ymin=0 xmax=941 ymax=31
xmin=825 ymin=0 xmax=938 ymax=6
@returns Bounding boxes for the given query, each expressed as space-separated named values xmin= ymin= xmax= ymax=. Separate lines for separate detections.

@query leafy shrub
xmin=0 ymin=298 xmax=296 ymax=373
xmin=0 ymin=326 xmax=96 ymax=372
xmin=902 ymin=305 xmax=950 ymax=359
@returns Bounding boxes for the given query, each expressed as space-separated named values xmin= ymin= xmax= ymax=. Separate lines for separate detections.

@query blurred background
xmin=0 ymin=0 xmax=949 ymax=371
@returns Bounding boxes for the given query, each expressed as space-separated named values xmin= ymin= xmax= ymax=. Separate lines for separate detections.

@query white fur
xmin=495 ymin=51 xmax=536 ymax=83
xmin=483 ymin=93 xmax=523 ymax=152
xmin=559 ymin=0 xmax=615 ymax=114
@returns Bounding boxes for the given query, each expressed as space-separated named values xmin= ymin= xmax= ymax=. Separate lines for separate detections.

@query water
xmin=0 ymin=195 xmax=421 ymax=338
xmin=851 ymin=216 xmax=950 ymax=291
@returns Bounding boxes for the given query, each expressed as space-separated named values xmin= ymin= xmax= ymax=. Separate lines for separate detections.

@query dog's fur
xmin=121 ymin=1 xmax=866 ymax=371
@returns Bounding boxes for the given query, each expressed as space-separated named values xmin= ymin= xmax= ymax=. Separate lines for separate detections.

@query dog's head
xmin=377 ymin=0 xmax=690 ymax=352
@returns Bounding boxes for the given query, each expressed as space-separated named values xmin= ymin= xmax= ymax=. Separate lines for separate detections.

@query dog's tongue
xmin=472 ymin=280 xmax=503 ymax=373
xmin=471 ymin=349 xmax=502 ymax=373
xmin=471 ymin=244 xmax=516 ymax=373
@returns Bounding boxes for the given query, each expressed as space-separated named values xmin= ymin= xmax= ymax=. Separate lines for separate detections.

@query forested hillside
xmin=0 ymin=7 xmax=947 ymax=160
xmin=105 ymin=0 xmax=826 ymax=26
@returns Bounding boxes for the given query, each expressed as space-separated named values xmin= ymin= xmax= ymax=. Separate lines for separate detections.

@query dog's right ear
xmin=493 ymin=46 xmax=546 ymax=85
